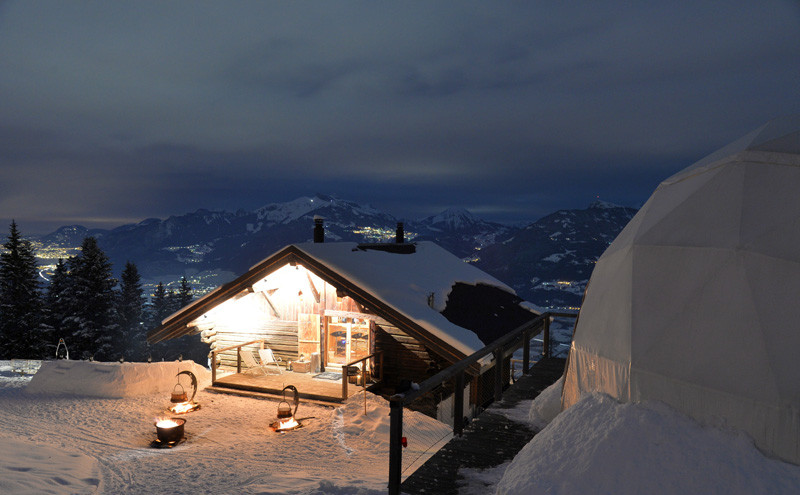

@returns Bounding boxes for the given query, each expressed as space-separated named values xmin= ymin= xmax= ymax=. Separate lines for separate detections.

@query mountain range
xmin=35 ymin=195 xmax=637 ymax=310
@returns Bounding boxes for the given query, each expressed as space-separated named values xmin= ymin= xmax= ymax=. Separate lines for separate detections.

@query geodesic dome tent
xmin=562 ymin=115 xmax=800 ymax=464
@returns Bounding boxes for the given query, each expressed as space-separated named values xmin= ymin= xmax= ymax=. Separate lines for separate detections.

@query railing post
xmin=454 ymin=371 xmax=465 ymax=436
xmin=543 ymin=315 xmax=551 ymax=358
xmin=211 ymin=350 xmax=217 ymax=383
xmin=388 ymin=397 xmax=404 ymax=494
xmin=342 ymin=364 xmax=348 ymax=399
xmin=493 ymin=348 xmax=503 ymax=402
xmin=236 ymin=347 xmax=242 ymax=374
xmin=522 ymin=327 xmax=531 ymax=374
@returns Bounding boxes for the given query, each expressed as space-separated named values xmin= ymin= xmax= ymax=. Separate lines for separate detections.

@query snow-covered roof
xmin=150 ymin=240 xmax=535 ymax=362
xmin=294 ymin=241 xmax=517 ymax=355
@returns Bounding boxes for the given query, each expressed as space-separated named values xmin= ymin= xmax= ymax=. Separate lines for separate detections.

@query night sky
xmin=1 ymin=2 xmax=798 ymax=234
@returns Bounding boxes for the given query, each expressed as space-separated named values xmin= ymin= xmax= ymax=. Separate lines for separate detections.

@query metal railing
xmin=340 ymin=351 xmax=384 ymax=399
xmin=387 ymin=311 xmax=577 ymax=494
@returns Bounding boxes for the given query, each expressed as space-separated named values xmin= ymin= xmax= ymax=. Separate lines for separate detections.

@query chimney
xmin=313 ymin=217 xmax=324 ymax=243
xmin=395 ymin=222 xmax=404 ymax=244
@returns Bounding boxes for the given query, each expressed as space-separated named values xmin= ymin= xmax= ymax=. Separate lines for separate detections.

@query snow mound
xmin=334 ymin=391 xmax=451 ymax=452
xmin=496 ymin=393 xmax=800 ymax=495
xmin=25 ymin=360 xmax=210 ymax=398
xmin=0 ymin=437 xmax=100 ymax=494
xmin=527 ymin=375 xmax=563 ymax=430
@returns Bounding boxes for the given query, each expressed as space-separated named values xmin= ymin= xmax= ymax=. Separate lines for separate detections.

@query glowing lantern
xmin=168 ymin=370 xmax=200 ymax=414
xmin=271 ymin=385 xmax=301 ymax=432
xmin=154 ymin=417 xmax=186 ymax=446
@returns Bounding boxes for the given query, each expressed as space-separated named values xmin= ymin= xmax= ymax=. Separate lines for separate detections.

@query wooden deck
xmin=400 ymin=358 xmax=566 ymax=494
xmin=210 ymin=369 xmax=364 ymax=404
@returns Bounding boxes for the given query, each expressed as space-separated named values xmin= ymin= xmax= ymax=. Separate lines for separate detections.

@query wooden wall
xmin=211 ymin=264 xmax=366 ymax=372
xmin=374 ymin=318 xmax=449 ymax=387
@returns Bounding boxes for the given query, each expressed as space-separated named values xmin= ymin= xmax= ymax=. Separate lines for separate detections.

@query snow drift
xmin=498 ymin=393 xmax=800 ymax=495
xmin=26 ymin=360 xmax=210 ymax=398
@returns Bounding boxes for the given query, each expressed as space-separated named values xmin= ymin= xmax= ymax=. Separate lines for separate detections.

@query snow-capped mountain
xmin=32 ymin=197 xmax=637 ymax=310
xmin=476 ymin=201 xmax=638 ymax=309
xmin=39 ymin=225 xmax=108 ymax=247
xmin=34 ymin=195 xmax=510 ymax=280
xmin=408 ymin=207 xmax=516 ymax=259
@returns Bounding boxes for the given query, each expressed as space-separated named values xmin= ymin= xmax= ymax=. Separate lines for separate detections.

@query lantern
xmin=271 ymin=385 xmax=301 ymax=432
xmin=168 ymin=370 xmax=200 ymax=414
xmin=153 ymin=417 xmax=186 ymax=447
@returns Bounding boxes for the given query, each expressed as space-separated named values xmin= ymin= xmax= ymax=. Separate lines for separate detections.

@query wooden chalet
xmin=147 ymin=221 xmax=539 ymax=405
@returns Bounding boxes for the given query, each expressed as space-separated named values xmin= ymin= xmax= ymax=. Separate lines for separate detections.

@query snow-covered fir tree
xmin=177 ymin=276 xmax=193 ymax=309
xmin=0 ymin=221 xmax=43 ymax=358
xmin=150 ymin=281 xmax=170 ymax=328
xmin=117 ymin=261 xmax=145 ymax=361
xmin=63 ymin=237 xmax=119 ymax=360
xmin=40 ymin=258 xmax=70 ymax=356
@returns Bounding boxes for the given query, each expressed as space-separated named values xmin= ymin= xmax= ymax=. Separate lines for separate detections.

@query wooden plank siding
xmin=374 ymin=319 xmax=449 ymax=388
xmin=215 ymin=320 xmax=299 ymax=369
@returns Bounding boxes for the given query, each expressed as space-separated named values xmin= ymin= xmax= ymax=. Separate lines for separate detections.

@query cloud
xmin=0 ymin=1 xmax=798 ymax=233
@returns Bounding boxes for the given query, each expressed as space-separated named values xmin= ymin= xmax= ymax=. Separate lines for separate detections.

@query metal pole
xmin=388 ymin=397 xmax=404 ymax=494
xmin=454 ymin=371 xmax=465 ymax=436
xmin=543 ymin=316 xmax=551 ymax=358
xmin=493 ymin=348 xmax=503 ymax=403
xmin=522 ymin=328 xmax=531 ymax=374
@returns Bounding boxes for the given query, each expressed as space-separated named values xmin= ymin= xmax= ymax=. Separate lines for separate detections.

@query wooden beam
xmin=260 ymin=292 xmax=281 ymax=319
xmin=306 ymin=272 xmax=321 ymax=303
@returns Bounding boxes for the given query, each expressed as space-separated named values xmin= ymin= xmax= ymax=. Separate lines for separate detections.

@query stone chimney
xmin=313 ymin=216 xmax=324 ymax=243
xmin=395 ymin=222 xmax=404 ymax=244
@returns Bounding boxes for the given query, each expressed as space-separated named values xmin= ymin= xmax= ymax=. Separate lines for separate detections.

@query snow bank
xmin=334 ymin=390 xmax=451 ymax=456
xmin=527 ymin=375 xmax=563 ymax=430
xmin=0 ymin=437 xmax=100 ymax=494
xmin=496 ymin=393 xmax=800 ymax=494
xmin=25 ymin=360 xmax=210 ymax=398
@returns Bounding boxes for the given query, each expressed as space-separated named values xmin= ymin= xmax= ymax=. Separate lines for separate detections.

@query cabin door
xmin=325 ymin=316 xmax=371 ymax=366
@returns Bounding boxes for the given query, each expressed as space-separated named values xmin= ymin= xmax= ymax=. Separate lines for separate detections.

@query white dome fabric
xmin=562 ymin=116 xmax=800 ymax=465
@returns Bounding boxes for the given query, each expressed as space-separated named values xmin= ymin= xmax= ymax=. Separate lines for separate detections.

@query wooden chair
xmin=240 ymin=349 xmax=267 ymax=375
xmin=258 ymin=348 xmax=283 ymax=375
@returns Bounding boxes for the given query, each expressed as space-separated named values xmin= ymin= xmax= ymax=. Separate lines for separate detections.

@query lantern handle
xmin=177 ymin=370 xmax=198 ymax=402
xmin=282 ymin=385 xmax=299 ymax=417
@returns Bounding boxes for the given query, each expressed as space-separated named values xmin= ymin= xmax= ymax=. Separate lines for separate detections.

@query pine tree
xmin=0 ymin=221 xmax=43 ymax=358
xmin=41 ymin=258 xmax=70 ymax=356
xmin=63 ymin=237 xmax=119 ymax=360
xmin=151 ymin=282 xmax=169 ymax=326
xmin=166 ymin=287 xmax=179 ymax=315
xmin=177 ymin=276 xmax=193 ymax=309
xmin=118 ymin=261 xmax=145 ymax=360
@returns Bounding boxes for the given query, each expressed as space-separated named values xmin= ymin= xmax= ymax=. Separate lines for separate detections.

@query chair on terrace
xmin=241 ymin=348 xmax=282 ymax=376
xmin=258 ymin=348 xmax=283 ymax=375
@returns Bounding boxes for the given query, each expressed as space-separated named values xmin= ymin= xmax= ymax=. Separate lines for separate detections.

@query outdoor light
xmin=270 ymin=385 xmax=301 ymax=432
xmin=168 ymin=370 xmax=200 ymax=414
xmin=153 ymin=417 xmax=186 ymax=447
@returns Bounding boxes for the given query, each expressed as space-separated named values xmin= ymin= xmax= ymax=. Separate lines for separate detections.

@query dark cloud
xmin=0 ymin=1 xmax=798 ymax=234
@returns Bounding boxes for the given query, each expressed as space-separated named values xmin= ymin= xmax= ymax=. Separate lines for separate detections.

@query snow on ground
xmin=456 ymin=377 xmax=800 ymax=494
xmin=8 ymin=359 xmax=800 ymax=494
xmin=0 ymin=360 xmax=448 ymax=494
xmin=26 ymin=360 xmax=211 ymax=397
xmin=495 ymin=384 xmax=800 ymax=494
